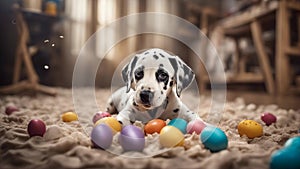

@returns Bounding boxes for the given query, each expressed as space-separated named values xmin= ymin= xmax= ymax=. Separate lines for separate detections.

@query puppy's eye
xmin=134 ymin=70 xmax=144 ymax=80
xmin=157 ymin=72 xmax=169 ymax=82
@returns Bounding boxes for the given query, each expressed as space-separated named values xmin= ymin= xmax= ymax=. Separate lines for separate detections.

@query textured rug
xmin=0 ymin=88 xmax=299 ymax=169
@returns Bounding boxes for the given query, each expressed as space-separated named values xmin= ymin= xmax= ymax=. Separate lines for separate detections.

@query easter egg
xmin=186 ymin=119 xmax=206 ymax=134
xmin=200 ymin=126 xmax=228 ymax=152
xmin=91 ymin=124 xmax=113 ymax=149
xmin=92 ymin=111 xmax=111 ymax=124
xmin=62 ymin=112 xmax=78 ymax=122
xmin=270 ymin=147 xmax=300 ymax=169
xmin=144 ymin=119 xmax=166 ymax=134
xmin=5 ymin=105 xmax=19 ymax=115
xmin=168 ymin=118 xmax=188 ymax=134
xmin=159 ymin=126 xmax=184 ymax=148
xmin=284 ymin=136 xmax=300 ymax=149
xmin=237 ymin=120 xmax=263 ymax=139
xmin=119 ymin=125 xmax=145 ymax=151
xmin=261 ymin=112 xmax=277 ymax=126
xmin=27 ymin=119 xmax=46 ymax=137
xmin=95 ymin=117 xmax=122 ymax=134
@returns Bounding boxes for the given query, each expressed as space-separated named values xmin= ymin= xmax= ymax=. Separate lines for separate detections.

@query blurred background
xmin=0 ymin=0 xmax=300 ymax=108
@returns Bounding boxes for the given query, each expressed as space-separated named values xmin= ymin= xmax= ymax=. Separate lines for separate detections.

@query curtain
xmin=63 ymin=0 xmax=181 ymax=87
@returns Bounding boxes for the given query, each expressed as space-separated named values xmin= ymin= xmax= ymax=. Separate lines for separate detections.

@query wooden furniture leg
xmin=233 ymin=38 xmax=240 ymax=74
xmin=251 ymin=20 xmax=275 ymax=94
xmin=276 ymin=1 xmax=290 ymax=95
xmin=13 ymin=47 xmax=22 ymax=84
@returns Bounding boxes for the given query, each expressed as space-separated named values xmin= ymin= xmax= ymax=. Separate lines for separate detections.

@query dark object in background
xmin=32 ymin=48 xmax=51 ymax=84
xmin=0 ymin=0 xmax=19 ymax=86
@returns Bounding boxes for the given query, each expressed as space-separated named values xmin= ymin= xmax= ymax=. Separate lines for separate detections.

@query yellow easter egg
xmin=95 ymin=117 xmax=122 ymax=133
xmin=237 ymin=120 xmax=263 ymax=139
xmin=159 ymin=126 xmax=184 ymax=148
xmin=62 ymin=112 xmax=78 ymax=122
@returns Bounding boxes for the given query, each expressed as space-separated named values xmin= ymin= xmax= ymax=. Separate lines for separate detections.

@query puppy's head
xmin=122 ymin=48 xmax=194 ymax=110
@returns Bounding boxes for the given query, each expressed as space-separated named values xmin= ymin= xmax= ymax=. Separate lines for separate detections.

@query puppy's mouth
xmin=136 ymin=101 xmax=152 ymax=109
xmin=134 ymin=99 xmax=153 ymax=110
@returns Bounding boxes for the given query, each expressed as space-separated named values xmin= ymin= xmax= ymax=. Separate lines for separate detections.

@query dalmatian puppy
xmin=106 ymin=48 xmax=204 ymax=126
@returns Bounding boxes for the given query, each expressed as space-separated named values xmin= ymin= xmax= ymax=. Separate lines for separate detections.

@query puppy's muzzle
xmin=139 ymin=90 xmax=154 ymax=105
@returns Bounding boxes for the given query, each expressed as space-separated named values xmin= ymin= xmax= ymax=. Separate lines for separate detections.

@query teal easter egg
xmin=200 ymin=126 xmax=228 ymax=152
xmin=168 ymin=118 xmax=187 ymax=134
xmin=270 ymin=147 xmax=300 ymax=169
xmin=284 ymin=136 xmax=300 ymax=150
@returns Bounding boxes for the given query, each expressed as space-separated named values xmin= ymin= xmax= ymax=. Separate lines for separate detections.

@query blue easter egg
xmin=200 ymin=126 xmax=228 ymax=152
xmin=270 ymin=147 xmax=300 ymax=169
xmin=168 ymin=118 xmax=187 ymax=134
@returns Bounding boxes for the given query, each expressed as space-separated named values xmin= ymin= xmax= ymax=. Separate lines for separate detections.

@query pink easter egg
xmin=186 ymin=119 xmax=206 ymax=134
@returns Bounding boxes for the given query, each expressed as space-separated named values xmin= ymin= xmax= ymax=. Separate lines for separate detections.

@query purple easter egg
xmin=119 ymin=125 xmax=145 ymax=152
xmin=5 ymin=105 xmax=19 ymax=115
xmin=91 ymin=124 xmax=113 ymax=149
xmin=261 ymin=112 xmax=277 ymax=126
xmin=27 ymin=119 xmax=46 ymax=137
xmin=92 ymin=111 xmax=111 ymax=124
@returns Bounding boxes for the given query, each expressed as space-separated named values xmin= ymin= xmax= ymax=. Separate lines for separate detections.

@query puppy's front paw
xmin=116 ymin=114 xmax=131 ymax=126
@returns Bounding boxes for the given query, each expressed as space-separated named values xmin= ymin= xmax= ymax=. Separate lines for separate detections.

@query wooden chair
xmin=196 ymin=0 xmax=300 ymax=95
xmin=276 ymin=0 xmax=300 ymax=94
xmin=0 ymin=5 xmax=56 ymax=95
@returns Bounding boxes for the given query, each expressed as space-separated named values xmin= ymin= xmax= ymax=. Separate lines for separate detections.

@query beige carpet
xmin=0 ymin=88 xmax=299 ymax=169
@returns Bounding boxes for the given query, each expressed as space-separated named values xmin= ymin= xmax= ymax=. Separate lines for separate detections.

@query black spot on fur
xmin=179 ymin=61 xmax=183 ymax=66
xmin=192 ymin=112 xmax=195 ymax=114
xmin=109 ymin=102 xmax=113 ymax=106
xmin=118 ymin=121 xmax=123 ymax=125
xmin=153 ymin=55 xmax=159 ymax=60
xmin=159 ymin=64 xmax=164 ymax=67
xmin=161 ymin=91 xmax=163 ymax=95
xmin=159 ymin=53 xmax=165 ymax=58
xmin=145 ymin=52 xmax=149 ymax=54
xmin=130 ymin=56 xmax=138 ymax=71
xmin=179 ymin=75 xmax=183 ymax=81
xmin=169 ymin=81 xmax=173 ymax=87
xmin=169 ymin=58 xmax=178 ymax=73
xmin=133 ymin=101 xmax=138 ymax=107
xmin=173 ymin=109 xmax=179 ymax=113
xmin=164 ymin=98 xmax=169 ymax=108
xmin=166 ymin=97 xmax=169 ymax=105
xmin=130 ymin=120 xmax=135 ymax=124
xmin=163 ymin=86 xmax=167 ymax=90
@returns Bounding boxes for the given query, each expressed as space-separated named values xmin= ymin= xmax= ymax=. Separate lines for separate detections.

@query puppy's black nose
xmin=140 ymin=90 xmax=153 ymax=104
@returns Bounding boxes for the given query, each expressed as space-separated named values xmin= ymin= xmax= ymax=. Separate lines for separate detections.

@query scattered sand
xmin=0 ymin=88 xmax=299 ymax=169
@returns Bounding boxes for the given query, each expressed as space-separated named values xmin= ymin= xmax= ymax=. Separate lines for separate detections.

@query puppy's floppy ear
xmin=169 ymin=56 xmax=195 ymax=97
xmin=122 ymin=55 xmax=138 ymax=93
